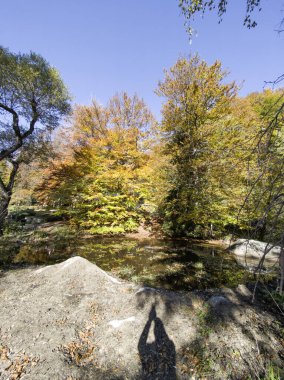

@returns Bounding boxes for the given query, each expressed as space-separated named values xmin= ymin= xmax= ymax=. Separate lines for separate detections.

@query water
xmin=0 ymin=225 xmax=252 ymax=290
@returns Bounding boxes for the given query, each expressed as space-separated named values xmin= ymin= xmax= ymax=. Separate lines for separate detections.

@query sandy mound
xmin=0 ymin=257 xmax=283 ymax=379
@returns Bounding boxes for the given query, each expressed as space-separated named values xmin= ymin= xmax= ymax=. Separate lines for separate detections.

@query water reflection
xmin=0 ymin=232 xmax=251 ymax=290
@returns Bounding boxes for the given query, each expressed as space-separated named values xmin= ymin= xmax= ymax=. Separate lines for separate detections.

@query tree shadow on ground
xmin=137 ymin=304 xmax=176 ymax=380
xmin=135 ymin=285 xmax=193 ymax=318
xmin=148 ymin=248 xmax=251 ymax=290
xmin=177 ymin=287 xmax=284 ymax=379
xmin=135 ymin=286 xmax=284 ymax=379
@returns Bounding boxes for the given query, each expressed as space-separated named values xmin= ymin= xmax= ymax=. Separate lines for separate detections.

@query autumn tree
xmin=179 ymin=0 xmax=284 ymax=294
xmin=37 ymin=92 xmax=156 ymax=234
xmin=234 ymin=90 xmax=284 ymax=236
xmin=238 ymin=90 xmax=284 ymax=292
xmin=0 ymin=47 xmax=71 ymax=234
xmin=156 ymin=55 xmax=238 ymax=236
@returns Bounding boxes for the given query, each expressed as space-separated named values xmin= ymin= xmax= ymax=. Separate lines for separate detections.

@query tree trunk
xmin=0 ymin=159 xmax=19 ymax=236
xmin=258 ymin=221 xmax=266 ymax=241
xmin=279 ymin=234 xmax=284 ymax=294
xmin=0 ymin=196 xmax=10 ymax=235
xmin=210 ymin=223 xmax=214 ymax=238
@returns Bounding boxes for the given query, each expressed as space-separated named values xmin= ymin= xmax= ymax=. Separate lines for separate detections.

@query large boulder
xmin=228 ymin=239 xmax=280 ymax=268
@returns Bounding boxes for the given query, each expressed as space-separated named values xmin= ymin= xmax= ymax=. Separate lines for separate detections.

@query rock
xmin=24 ymin=216 xmax=43 ymax=224
xmin=208 ymin=295 xmax=230 ymax=309
xmin=24 ymin=216 xmax=33 ymax=223
xmin=236 ymin=284 xmax=252 ymax=298
xmin=207 ymin=295 xmax=239 ymax=319
xmin=108 ymin=316 xmax=136 ymax=328
xmin=228 ymin=239 xmax=280 ymax=268
xmin=135 ymin=286 xmax=158 ymax=295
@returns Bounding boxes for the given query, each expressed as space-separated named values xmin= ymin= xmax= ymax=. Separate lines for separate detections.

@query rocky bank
xmin=0 ymin=257 xmax=283 ymax=379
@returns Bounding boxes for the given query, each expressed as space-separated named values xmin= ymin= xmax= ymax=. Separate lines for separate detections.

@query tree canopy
xmin=0 ymin=47 xmax=71 ymax=232
xmin=36 ymin=92 xmax=157 ymax=234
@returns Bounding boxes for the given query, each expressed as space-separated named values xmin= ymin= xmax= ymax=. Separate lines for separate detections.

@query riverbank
xmin=0 ymin=256 xmax=283 ymax=380
xmin=0 ymin=218 xmax=261 ymax=291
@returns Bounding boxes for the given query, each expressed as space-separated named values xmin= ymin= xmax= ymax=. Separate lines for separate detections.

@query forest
xmin=1 ymin=2 xmax=284 ymax=379
xmin=1 ymin=53 xmax=283 ymax=242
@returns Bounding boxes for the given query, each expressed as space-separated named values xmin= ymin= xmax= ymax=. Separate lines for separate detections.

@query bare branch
xmin=21 ymin=100 xmax=39 ymax=139
xmin=0 ymin=102 xmax=20 ymax=138
xmin=0 ymin=100 xmax=39 ymax=161
xmin=264 ymin=74 xmax=284 ymax=87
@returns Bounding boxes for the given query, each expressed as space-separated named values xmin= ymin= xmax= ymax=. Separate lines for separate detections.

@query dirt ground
xmin=0 ymin=257 xmax=283 ymax=379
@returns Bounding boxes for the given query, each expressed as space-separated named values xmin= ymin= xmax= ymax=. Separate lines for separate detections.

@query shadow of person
xmin=138 ymin=304 xmax=176 ymax=379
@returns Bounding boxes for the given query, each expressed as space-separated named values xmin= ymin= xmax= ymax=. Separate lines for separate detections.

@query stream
xmin=0 ymin=220 xmax=254 ymax=290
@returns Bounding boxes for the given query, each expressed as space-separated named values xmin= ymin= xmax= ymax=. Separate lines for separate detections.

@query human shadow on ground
xmin=136 ymin=286 xmax=284 ymax=379
xmin=138 ymin=304 xmax=177 ymax=380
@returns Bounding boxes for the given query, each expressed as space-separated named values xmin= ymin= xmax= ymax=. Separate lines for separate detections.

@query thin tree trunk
xmin=258 ymin=221 xmax=266 ymax=241
xmin=0 ymin=196 xmax=10 ymax=235
xmin=279 ymin=234 xmax=284 ymax=294
xmin=0 ymin=159 xmax=19 ymax=236
xmin=210 ymin=223 xmax=213 ymax=238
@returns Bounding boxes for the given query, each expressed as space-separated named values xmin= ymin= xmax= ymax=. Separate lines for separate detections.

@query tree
xmin=237 ymin=91 xmax=284 ymax=235
xmin=240 ymin=90 xmax=284 ymax=293
xmin=0 ymin=47 xmax=71 ymax=234
xmin=179 ymin=1 xmax=284 ymax=294
xmin=37 ymin=92 xmax=157 ymax=234
xmin=156 ymin=55 xmax=238 ymax=236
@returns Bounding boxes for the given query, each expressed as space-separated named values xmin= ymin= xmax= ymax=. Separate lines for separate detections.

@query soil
xmin=0 ymin=257 xmax=283 ymax=379
xmin=125 ymin=225 xmax=153 ymax=240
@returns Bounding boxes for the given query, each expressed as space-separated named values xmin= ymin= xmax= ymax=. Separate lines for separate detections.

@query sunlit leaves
xmin=37 ymin=92 xmax=156 ymax=234
xmin=156 ymin=55 xmax=239 ymax=236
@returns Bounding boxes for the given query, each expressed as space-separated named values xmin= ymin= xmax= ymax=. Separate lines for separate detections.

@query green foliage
xmin=37 ymin=93 xmax=156 ymax=234
xmin=79 ymin=188 xmax=141 ymax=234
xmin=179 ymin=0 xmax=262 ymax=36
xmin=0 ymin=47 xmax=71 ymax=233
xmin=237 ymin=90 xmax=284 ymax=241
xmin=0 ymin=46 xmax=71 ymax=131
xmin=7 ymin=52 xmax=283 ymax=243
xmin=197 ymin=305 xmax=215 ymax=337
xmin=263 ymin=364 xmax=281 ymax=380
xmin=156 ymin=55 xmax=239 ymax=237
xmin=113 ymin=265 xmax=136 ymax=279
xmin=154 ymin=55 xmax=284 ymax=238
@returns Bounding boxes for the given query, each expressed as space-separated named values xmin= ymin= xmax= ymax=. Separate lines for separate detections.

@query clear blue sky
xmin=1 ymin=0 xmax=283 ymax=119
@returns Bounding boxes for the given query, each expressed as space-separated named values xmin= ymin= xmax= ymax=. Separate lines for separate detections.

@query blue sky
xmin=1 ymin=0 xmax=283 ymax=119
